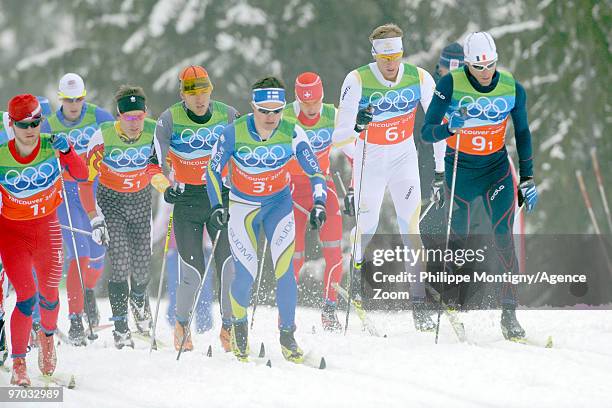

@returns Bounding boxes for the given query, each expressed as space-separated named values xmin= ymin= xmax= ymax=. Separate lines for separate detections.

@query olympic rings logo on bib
xmin=458 ymin=95 xmax=509 ymax=121
xmin=236 ymin=145 xmax=288 ymax=167
xmin=178 ymin=124 xmax=224 ymax=151
xmin=3 ymin=163 xmax=58 ymax=192
xmin=368 ymin=88 xmax=417 ymax=113
xmin=57 ymin=126 xmax=97 ymax=152
xmin=106 ymin=146 xmax=150 ymax=168
xmin=305 ymin=128 xmax=331 ymax=150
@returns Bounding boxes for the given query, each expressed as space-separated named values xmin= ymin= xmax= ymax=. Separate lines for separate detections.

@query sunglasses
xmin=14 ymin=117 xmax=43 ymax=129
xmin=256 ymin=107 xmax=284 ymax=115
xmin=119 ymin=112 xmax=146 ymax=121
xmin=471 ymin=60 xmax=497 ymax=71
xmin=377 ymin=52 xmax=403 ymax=62
xmin=62 ymin=97 xmax=85 ymax=103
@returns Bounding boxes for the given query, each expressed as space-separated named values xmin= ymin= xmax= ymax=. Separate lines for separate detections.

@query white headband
xmin=371 ymin=37 xmax=403 ymax=56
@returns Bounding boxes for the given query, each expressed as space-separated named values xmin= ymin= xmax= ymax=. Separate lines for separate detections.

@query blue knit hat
xmin=438 ymin=42 xmax=464 ymax=69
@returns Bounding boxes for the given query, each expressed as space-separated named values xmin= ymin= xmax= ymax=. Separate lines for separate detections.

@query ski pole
xmin=293 ymin=201 xmax=310 ymax=216
xmin=590 ymin=147 xmax=612 ymax=234
xmin=345 ymin=110 xmax=372 ymax=335
xmin=150 ymin=211 xmax=174 ymax=353
xmin=419 ymin=200 xmax=436 ymax=223
xmin=576 ymin=170 xmax=601 ymax=234
xmin=177 ymin=229 xmax=222 ymax=361
xmin=55 ymin=156 xmax=98 ymax=341
xmin=334 ymin=171 xmax=348 ymax=196
xmin=434 ymin=108 xmax=465 ymax=344
xmin=60 ymin=225 xmax=92 ymax=236
xmin=576 ymin=170 xmax=612 ymax=273
xmin=250 ymin=237 xmax=268 ymax=330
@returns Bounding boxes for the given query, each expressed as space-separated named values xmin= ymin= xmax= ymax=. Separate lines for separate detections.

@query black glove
xmin=517 ymin=176 xmax=538 ymax=213
xmin=354 ymin=105 xmax=373 ymax=133
xmin=343 ymin=187 xmax=355 ymax=216
xmin=310 ymin=203 xmax=327 ymax=230
xmin=163 ymin=186 xmax=185 ymax=204
xmin=430 ymin=171 xmax=445 ymax=209
xmin=209 ymin=204 xmax=230 ymax=230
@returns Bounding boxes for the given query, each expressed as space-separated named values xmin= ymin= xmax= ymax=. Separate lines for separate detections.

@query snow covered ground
xmin=1 ymin=293 xmax=611 ymax=408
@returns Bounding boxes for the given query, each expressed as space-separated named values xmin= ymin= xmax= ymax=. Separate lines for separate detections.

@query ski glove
xmin=209 ymin=205 xmax=229 ymax=230
xmin=517 ymin=177 xmax=538 ymax=213
xmin=50 ymin=133 xmax=70 ymax=154
xmin=354 ymin=105 xmax=373 ymax=133
xmin=310 ymin=203 xmax=327 ymax=230
xmin=90 ymin=216 xmax=110 ymax=246
xmin=447 ymin=107 xmax=467 ymax=133
xmin=343 ymin=187 xmax=355 ymax=216
xmin=163 ymin=185 xmax=185 ymax=204
xmin=431 ymin=171 xmax=445 ymax=209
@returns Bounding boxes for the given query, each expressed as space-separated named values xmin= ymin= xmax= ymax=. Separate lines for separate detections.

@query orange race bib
xmin=168 ymin=151 xmax=210 ymax=185
xmin=231 ymin=163 xmax=290 ymax=196
xmin=358 ymin=111 xmax=416 ymax=145
xmin=0 ymin=180 xmax=62 ymax=220
xmin=446 ymin=117 xmax=508 ymax=155
xmin=286 ymin=146 xmax=331 ymax=176
xmin=99 ymin=163 xmax=150 ymax=192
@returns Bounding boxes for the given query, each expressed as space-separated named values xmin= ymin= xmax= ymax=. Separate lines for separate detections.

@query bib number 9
xmin=472 ymin=136 xmax=493 ymax=152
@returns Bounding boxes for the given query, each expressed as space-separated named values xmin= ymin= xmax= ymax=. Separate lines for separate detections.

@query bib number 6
xmin=385 ymin=126 xmax=405 ymax=142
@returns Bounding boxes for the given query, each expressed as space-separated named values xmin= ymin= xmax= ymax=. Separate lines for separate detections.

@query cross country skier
xmin=41 ymin=73 xmax=114 ymax=345
xmin=206 ymin=77 xmax=327 ymax=363
xmin=421 ymin=32 xmax=538 ymax=340
xmin=284 ymin=72 xmax=347 ymax=331
xmin=332 ymin=23 xmax=446 ymax=331
xmin=150 ymin=188 xmax=215 ymax=334
xmin=0 ymin=94 xmax=87 ymax=385
xmin=85 ymin=86 xmax=157 ymax=349
xmin=148 ymin=65 xmax=238 ymax=352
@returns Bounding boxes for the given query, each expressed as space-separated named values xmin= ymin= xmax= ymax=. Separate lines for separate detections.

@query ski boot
xmin=84 ymin=288 xmax=100 ymax=329
xmin=38 ymin=333 xmax=57 ymax=376
xmin=0 ymin=317 xmax=7 ymax=366
xmin=219 ymin=321 xmax=232 ymax=352
xmin=350 ymin=261 xmax=364 ymax=303
xmin=280 ymin=327 xmax=304 ymax=363
xmin=231 ymin=320 xmax=250 ymax=362
xmin=11 ymin=357 xmax=30 ymax=387
xmin=501 ymin=306 xmax=526 ymax=341
xmin=29 ymin=321 xmax=41 ymax=349
xmin=129 ymin=293 xmax=152 ymax=335
xmin=321 ymin=302 xmax=342 ymax=332
xmin=68 ymin=314 xmax=88 ymax=346
xmin=174 ymin=321 xmax=193 ymax=352
xmin=412 ymin=301 xmax=436 ymax=332
xmin=113 ymin=329 xmax=135 ymax=350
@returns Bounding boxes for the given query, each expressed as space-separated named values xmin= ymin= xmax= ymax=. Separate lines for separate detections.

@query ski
xmin=506 ymin=335 xmax=553 ymax=348
xmin=332 ymin=283 xmax=382 ymax=337
xmin=132 ymin=331 xmax=167 ymax=349
xmin=37 ymin=372 xmax=76 ymax=389
xmin=425 ymin=285 xmax=467 ymax=343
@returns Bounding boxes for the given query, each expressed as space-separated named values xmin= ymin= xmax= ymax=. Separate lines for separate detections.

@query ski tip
xmin=383 ymin=334 xmax=387 ymax=338
xmin=319 ymin=357 xmax=326 ymax=370
xmin=68 ymin=375 xmax=76 ymax=389
xmin=258 ymin=342 xmax=266 ymax=358
xmin=266 ymin=359 xmax=272 ymax=368
xmin=206 ymin=345 xmax=213 ymax=357
xmin=545 ymin=336 xmax=553 ymax=348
